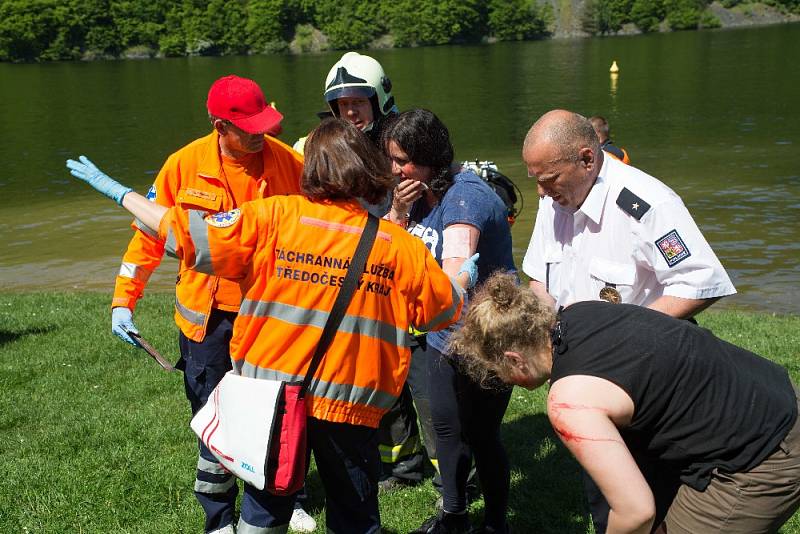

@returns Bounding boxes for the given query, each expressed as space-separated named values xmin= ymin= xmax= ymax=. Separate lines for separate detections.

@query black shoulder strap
xmin=300 ymin=213 xmax=379 ymax=397
xmin=616 ymin=187 xmax=651 ymax=221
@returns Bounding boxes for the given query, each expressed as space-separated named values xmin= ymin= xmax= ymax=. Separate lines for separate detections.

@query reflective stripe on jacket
xmin=158 ymin=196 xmax=464 ymax=427
xmin=112 ymin=131 xmax=303 ymax=342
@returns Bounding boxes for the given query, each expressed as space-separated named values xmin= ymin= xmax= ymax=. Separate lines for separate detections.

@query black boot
xmin=411 ymin=510 xmax=471 ymax=534
xmin=468 ymin=522 xmax=510 ymax=534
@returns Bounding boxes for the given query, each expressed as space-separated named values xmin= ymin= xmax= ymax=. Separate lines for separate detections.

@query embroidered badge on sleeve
xmin=205 ymin=209 xmax=241 ymax=228
xmin=146 ymin=185 xmax=157 ymax=202
xmin=656 ymin=229 xmax=691 ymax=267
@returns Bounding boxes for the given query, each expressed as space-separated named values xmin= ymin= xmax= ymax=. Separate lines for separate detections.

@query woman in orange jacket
xmin=67 ymin=118 xmax=476 ymax=534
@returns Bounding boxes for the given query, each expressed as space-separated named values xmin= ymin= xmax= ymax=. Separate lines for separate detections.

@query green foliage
xmin=699 ymin=9 xmax=722 ymax=27
xmin=313 ymin=0 xmax=384 ymax=49
xmin=665 ymin=0 xmax=703 ymax=29
xmin=0 ymin=0 xmax=77 ymax=61
xmin=581 ymin=0 xmax=634 ymax=34
xmin=246 ymin=0 xmax=288 ymax=52
xmin=581 ymin=0 xmax=601 ymax=34
xmin=384 ymin=0 xmax=484 ymax=46
xmin=111 ymin=1 xmax=167 ymax=50
xmin=488 ymin=0 xmax=553 ymax=40
xmin=1 ymin=0 xmax=796 ymax=61
xmin=630 ymin=0 xmax=666 ymax=32
xmin=205 ymin=0 xmax=249 ymax=55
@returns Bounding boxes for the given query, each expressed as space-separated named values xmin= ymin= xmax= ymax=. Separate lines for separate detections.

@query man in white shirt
xmin=521 ymin=109 xmax=736 ymax=533
xmin=522 ymin=109 xmax=735 ymax=319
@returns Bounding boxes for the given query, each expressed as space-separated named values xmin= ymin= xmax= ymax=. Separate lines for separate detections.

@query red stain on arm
xmin=548 ymin=400 xmax=623 ymax=445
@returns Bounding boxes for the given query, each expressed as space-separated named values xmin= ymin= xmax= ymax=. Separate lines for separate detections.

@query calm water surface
xmin=1 ymin=24 xmax=798 ymax=313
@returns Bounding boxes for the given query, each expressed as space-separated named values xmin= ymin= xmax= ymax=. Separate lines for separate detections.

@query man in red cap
xmin=109 ymin=75 xmax=305 ymax=534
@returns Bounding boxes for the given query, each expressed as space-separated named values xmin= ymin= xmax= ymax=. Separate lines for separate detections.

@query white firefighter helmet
xmin=324 ymin=52 xmax=395 ymax=123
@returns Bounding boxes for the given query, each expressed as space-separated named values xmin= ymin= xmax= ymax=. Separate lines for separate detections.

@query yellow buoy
xmin=609 ymin=61 xmax=620 ymax=74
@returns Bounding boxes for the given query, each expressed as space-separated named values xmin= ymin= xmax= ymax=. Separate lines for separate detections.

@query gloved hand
xmin=66 ymin=155 xmax=132 ymax=205
xmin=112 ymin=307 xmax=140 ymax=347
xmin=457 ymin=253 xmax=481 ymax=289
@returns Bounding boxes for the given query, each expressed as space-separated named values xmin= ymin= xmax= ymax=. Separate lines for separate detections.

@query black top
xmin=600 ymin=139 xmax=627 ymax=161
xmin=550 ymin=301 xmax=796 ymax=491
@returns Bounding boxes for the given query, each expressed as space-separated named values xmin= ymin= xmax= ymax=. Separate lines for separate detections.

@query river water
xmin=1 ymin=24 xmax=798 ymax=313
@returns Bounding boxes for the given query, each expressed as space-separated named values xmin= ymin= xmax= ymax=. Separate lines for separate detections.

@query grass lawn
xmin=1 ymin=292 xmax=798 ymax=533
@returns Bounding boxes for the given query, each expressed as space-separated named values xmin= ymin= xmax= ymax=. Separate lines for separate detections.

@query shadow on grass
xmin=502 ymin=413 xmax=590 ymax=534
xmin=0 ymin=324 xmax=58 ymax=348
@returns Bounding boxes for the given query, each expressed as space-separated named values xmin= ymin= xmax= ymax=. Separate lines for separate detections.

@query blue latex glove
xmin=66 ymin=155 xmax=132 ymax=205
xmin=112 ymin=307 xmax=140 ymax=347
xmin=457 ymin=253 xmax=481 ymax=289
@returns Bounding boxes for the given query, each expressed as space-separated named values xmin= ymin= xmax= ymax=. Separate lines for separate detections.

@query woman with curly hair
xmin=383 ymin=108 xmax=517 ymax=534
xmin=452 ymin=272 xmax=800 ymax=534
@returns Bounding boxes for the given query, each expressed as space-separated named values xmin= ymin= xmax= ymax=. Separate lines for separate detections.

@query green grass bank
xmin=1 ymin=292 xmax=798 ymax=533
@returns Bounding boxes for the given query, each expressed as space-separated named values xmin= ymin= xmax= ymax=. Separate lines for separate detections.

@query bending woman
xmin=66 ymin=118 xmax=476 ymax=534
xmin=452 ymin=272 xmax=800 ymax=534
xmin=383 ymin=108 xmax=517 ymax=534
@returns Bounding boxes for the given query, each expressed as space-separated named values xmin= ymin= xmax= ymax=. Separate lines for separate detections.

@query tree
xmin=665 ymin=0 xmax=702 ymax=29
xmin=488 ymin=0 xmax=552 ymax=40
xmin=384 ymin=0 xmax=483 ymax=46
xmin=246 ymin=0 xmax=287 ymax=53
xmin=630 ymin=0 xmax=665 ymax=32
xmin=313 ymin=0 xmax=384 ymax=49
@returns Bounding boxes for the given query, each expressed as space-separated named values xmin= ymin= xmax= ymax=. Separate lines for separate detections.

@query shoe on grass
xmin=289 ymin=505 xmax=317 ymax=533
xmin=378 ymin=475 xmax=417 ymax=493
xmin=411 ymin=510 xmax=471 ymax=534
xmin=208 ymin=525 xmax=235 ymax=534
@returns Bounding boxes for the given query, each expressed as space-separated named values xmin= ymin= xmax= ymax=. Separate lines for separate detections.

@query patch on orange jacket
xmin=205 ymin=209 xmax=241 ymax=228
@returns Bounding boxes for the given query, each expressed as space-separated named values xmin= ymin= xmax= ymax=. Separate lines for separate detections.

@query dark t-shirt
xmin=408 ymin=169 xmax=516 ymax=353
xmin=550 ymin=301 xmax=797 ymax=491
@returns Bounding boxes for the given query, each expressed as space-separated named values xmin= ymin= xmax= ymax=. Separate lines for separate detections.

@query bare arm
xmin=548 ymin=376 xmax=654 ymax=534
xmin=441 ymin=223 xmax=480 ymax=290
xmin=646 ymin=295 xmax=720 ymax=319
xmin=529 ymin=279 xmax=557 ymax=310
xmin=121 ymin=192 xmax=169 ymax=235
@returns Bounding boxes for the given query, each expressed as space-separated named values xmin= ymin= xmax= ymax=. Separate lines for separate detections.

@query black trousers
xmin=428 ymin=345 xmax=512 ymax=529
xmin=377 ymin=335 xmax=432 ymax=481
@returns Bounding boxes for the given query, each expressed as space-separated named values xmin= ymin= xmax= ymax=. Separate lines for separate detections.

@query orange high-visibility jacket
xmin=112 ymin=131 xmax=303 ymax=342
xmin=158 ymin=197 xmax=464 ymax=428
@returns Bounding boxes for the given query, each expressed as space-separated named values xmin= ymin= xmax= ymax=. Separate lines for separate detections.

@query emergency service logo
xmin=656 ymin=229 xmax=691 ymax=267
xmin=146 ymin=185 xmax=157 ymax=202
xmin=205 ymin=209 xmax=241 ymax=228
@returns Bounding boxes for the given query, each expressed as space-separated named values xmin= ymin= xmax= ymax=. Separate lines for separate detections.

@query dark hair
xmin=302 ymin=118 xmax=394 ymax=205
xmin=381 ymin=109 xmax=455 ymax=199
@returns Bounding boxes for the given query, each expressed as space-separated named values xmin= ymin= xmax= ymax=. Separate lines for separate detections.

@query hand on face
xmin=392 ymin=178 xmax=428 ymax=214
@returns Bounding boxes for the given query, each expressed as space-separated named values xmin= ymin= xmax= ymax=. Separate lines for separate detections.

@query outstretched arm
xmin=67 ymin=156 xmax=167 ymax=231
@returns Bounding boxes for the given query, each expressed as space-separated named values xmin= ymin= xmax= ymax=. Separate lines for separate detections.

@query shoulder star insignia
xmin=616 ymin=188 xmax=651 ymax=221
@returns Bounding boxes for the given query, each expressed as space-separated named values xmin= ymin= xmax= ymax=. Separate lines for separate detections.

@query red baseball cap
xmin=206 ymin=75 xmax=283 ymax=135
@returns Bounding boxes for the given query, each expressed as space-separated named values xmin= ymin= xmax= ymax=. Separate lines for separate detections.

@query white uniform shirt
xmin=522 ymin=154 xmax=736 ymax=309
